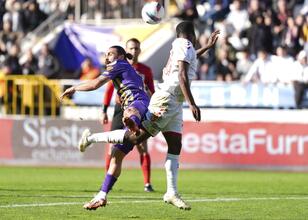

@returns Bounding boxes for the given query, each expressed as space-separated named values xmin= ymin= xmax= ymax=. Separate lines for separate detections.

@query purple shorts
xmin=114 ymin=143 xmax=133 ymax=155
xmin=128 ymin=100 xmax=148 ymax=125
xmin=114 ymin=100 xmax=148 ymax=155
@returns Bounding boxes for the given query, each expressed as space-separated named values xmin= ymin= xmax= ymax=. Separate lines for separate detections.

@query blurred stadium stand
xmin=1 ymin=0 xmax=308 ymax=118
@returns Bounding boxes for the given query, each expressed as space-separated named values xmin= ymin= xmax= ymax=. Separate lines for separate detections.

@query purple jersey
xmin=102 ymin=59 xmax=149 ymax=109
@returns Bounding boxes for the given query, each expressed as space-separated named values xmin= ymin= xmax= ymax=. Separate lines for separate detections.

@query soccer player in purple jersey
xmin=60 ymin=45 xmax=150 ymax=209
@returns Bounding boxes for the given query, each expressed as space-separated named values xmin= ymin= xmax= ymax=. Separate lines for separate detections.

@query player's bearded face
xmin=105 ymin=48 xmax=119 ymax=64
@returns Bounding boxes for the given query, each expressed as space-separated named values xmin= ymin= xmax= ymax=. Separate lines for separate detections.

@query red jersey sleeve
xmin=135 ymin=63 xmax=155 ymax=94
xmin=144 ymin=68 xmax=155 ymax=94
xmin=103 ymin=81 xmax=115 ymax=106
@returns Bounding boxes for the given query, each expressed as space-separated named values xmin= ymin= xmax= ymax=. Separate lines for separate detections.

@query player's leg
xmin=156 ymin=99 xmax=190 ymax=210
xmin=122 ymin=100 xmax=148 ymax=134
xmin=106 ymin=103 xmax=124 ymax=173
xmin=80 ymin=90 xmax=169 ymax=154
xmin=105 ymin=145 xmax=112 ymax=173
xmin=78 ymin=99 xmax=151 ymax=151
xmin=83 ymin=142 xmax=133 ymax=210
xmin=78 ymin=126 xmax=151 ymax=153
xmin=136 ymin=141 xmax=154 ymax=192
xmin=163 ymin=131 xmax=181 ymax=195
xmin=162 ymin=131 xmax=190 ymax=210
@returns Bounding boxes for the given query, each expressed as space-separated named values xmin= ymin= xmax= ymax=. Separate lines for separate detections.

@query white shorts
xmin=142 ymin=90 xmax=183 ymax=137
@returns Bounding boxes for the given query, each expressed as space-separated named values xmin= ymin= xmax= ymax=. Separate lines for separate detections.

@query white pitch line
xmin=0 ymin=202 xmax=82 ymax=208
xmin=2 ymin=196 xmax=308 ymax=208
xmin=0 ymin=194 xmax=163 ymax=199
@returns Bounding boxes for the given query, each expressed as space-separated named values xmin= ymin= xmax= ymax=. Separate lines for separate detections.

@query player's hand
xmin=189 ymin=104 xmax=201 ymax=122
xmin=99 ymin=112 xmax=109 ymax=125
xmin=60 ymin=86 xmax=76 ymax=102
xmin=206 ymin=30 xmax=220 ymax=48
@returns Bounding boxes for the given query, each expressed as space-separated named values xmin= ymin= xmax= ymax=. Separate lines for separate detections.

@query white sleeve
xmin=172 ymin=39 xmax=192 ymax=64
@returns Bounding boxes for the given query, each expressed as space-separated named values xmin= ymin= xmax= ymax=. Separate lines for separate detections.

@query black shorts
xmin=111 ymin=103 xmax=124 ymax=130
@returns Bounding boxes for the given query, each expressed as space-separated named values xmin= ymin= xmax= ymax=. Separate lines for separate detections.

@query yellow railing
xmin=0 ymin=75 xmax=74 ymax=117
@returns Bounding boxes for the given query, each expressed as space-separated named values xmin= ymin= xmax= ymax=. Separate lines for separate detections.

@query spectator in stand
xmin=81 ymin=0 xmax=102 ymax=21
xmin=302 ymin=14 xmax=308 ymax=45
xmin=10 ymin=1 xmax=25 ymax=34
xmin=66 ymin=0 xmax=76 ymax=20
xmin=276 ymin=45 xmax=294 ymax=62
xmin=236 ymin=49 xmax=253 ymax=80
xmin=37 ymin=43 xmax=60 ymax=79
xmin=275 ymin=45 xmax=295 ymax=83
xmin=105 ymin=0 xmax=121 ymax=19
xmin=225 ymin=0 xmax=250 ymax=51
xmin=218 ymin=35 xmax=237 ymax=65
xmin=282 ymin=16 xmax=301 ymax=56
xmin=76 ymin=57 xmax=100 ymax=80
xmin=120 ymin=0 xmax=134 ymax=18
xmin=247 ymin=14 xmax=273 ymax=58
xmin=4 ymin=0 xmax=14 ymax=12
xmin=271 ymin=0 xmax=293 ymax=48
xmin=173 ymin=0 xmax=199 ymax=21
xmin=23 ymin=0 xmax=47 ymax=32
xmin=225 ymin=0 xmax=249 ymax=34
xmin=39 ymin=0 xmax=69 ymax=15
xmin=37 ymin=43 xmax=61 ymax=115
xmin=274 ymin=0 xmax=292 ymax=27
xmin=0 ymin=0 xmax=5 ymax=31
xmin=2 ymin=44 xmax=22 ymax=75
xmin=248 ymin=0 xmax=263 ymax=24
xmin=293 ymin=50 xmax=308 ymax=107
xmin=197 ymin=32 xmax=217 ymax=80
xmin=0 ymin=43 xmax=22 ymax=114
xmin=197 ymin=63 xmax=213 ymax=80
xmin=0 ymin=20 xmax=21 ymax=56
xmin=244 ymin=49 xmax=279 ymax=83
xmin=295 ymin=14 xmax=305 ymax=43
xmin=22 ymin=49 xmax=39 ymax=75
xmin=215 ymin=48 xmax=235 ymax=81
xmin=200 ymin=0 xmax=231 ymax=30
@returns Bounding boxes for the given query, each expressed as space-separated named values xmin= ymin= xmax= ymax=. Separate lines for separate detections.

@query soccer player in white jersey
xmin=79 ymin=21 xmax=219 ymax=210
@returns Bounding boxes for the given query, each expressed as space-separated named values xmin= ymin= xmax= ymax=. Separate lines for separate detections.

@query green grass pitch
xmin=1 ymin=166 xmax=308 ymax=219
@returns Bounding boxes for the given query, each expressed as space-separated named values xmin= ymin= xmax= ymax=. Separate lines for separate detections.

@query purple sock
xmin=130 ymin=115 xmax=141 ymax=127
xmin=101 ymin=174 xmax=117 ymax=193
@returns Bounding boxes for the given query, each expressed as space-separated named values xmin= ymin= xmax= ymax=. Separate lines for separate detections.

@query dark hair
xmin=110 ymin=45 xmax=133 ymax=60
xmin=126 ymin=38 xmax=140 ymax=46
xmin=176 ymin=21 xmax=195 ymax=37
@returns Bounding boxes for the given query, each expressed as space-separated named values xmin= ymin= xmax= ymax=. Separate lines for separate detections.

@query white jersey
xmin=158 ymin=38 xmax=197 ymax=102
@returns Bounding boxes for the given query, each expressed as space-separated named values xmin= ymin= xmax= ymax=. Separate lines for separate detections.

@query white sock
xmin=165 ymin=153 xmax=179 ymax=196
xmin=94 ymin=190 xmax=107 ymax=201
xmin=87 ymin=130 xmax=126 ymax=144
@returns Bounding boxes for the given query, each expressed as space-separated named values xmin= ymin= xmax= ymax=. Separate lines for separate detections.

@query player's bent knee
xmin=167 ymin=146 xmax=182 ymax=155
xmin=124 ymin=132 xmax=139 ymax=146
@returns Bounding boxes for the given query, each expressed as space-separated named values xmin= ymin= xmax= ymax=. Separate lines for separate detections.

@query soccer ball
xmin=141 ymin=1 xmax=165 ymax=25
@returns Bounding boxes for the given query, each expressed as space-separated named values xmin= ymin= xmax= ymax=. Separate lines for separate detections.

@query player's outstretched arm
xmin=196 ymin=30 xmax=220 ymax=59
xmin=60 ymin=75 xmax=111 ymax=101
xmin=178 ymin=60 xmax=201 ymax=122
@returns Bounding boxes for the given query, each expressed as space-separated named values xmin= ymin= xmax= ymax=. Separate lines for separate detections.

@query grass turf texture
xmin=1 ymin=167 xmax=308 ymax=219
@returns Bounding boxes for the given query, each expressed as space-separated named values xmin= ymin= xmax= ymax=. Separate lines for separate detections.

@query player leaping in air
xmin=71 ymin=21 xmax=220 ymax=211
xmin=102 ymin=38 xmax=155 ymax=193
xmin=60 ymin=45 xmax=150 ymax=208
